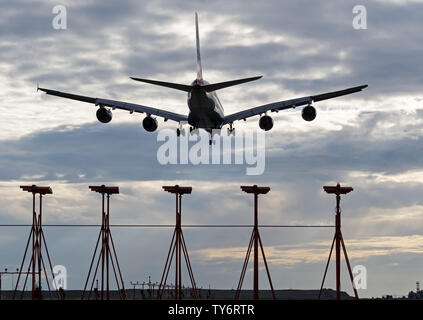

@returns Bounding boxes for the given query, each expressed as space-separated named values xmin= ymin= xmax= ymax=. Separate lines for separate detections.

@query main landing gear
xmin=176 ymin=126 xmax=186 ymax=137
xmin=227 ymin=123 xmax=235 ymax=135
xmin=176 ymin=126 xmax=219 ymax=145
xmin=177 ymin=126 xmax=199 ymax=136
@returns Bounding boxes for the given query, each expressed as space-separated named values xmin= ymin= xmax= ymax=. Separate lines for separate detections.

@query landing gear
xmin=207 ymin=128 xmax=218 ymax=145
xmin=227 ymin=123 xmax=235 ymax=135
xmin=190 ymin=126 xmax=199 ymax=136
xmin=177 ymin=127 xmax=186 ymax=137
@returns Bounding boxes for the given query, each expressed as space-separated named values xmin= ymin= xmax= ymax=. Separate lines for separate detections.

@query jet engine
xmin=302 ymin=105 xmax=316 ymax=121
xmin=96 ymin=107 xmax=112 ymax=123
xmin=143 ymin=116 xmax=158 ymax=132
xmin=259 ymin=115 xmax=273 ymax=131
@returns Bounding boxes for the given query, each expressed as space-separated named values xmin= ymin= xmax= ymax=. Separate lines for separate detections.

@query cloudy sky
xmin=1 ymin=0 xmax=423 ymax=298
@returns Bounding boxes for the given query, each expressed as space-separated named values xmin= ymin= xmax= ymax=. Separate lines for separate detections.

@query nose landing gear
xmin=177 ymin=126 xmax=186 ymax=137
xmin=206 ymin=128 xmax=219 ymax=145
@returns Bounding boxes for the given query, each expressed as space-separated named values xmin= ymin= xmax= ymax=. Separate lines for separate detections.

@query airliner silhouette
xmin=39 ymin=13 xmax=367 ymax=143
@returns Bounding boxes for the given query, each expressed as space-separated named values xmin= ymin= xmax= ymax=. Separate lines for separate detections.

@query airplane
xmin=38 ymin=13 xmax=367 ymax=144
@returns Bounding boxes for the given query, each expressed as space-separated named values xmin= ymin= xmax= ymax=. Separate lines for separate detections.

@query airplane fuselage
xmin=187 ymin=79 xmax=224 ymax=130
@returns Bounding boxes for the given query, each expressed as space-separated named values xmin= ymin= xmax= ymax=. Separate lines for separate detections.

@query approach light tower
xmin=82 ymin=185 xmax=127 ymax=300
xmin=318 ymin=183 xmax=358 ymax=300
xmin=235 ymin=185 xmax=275 ymax=300
xmin=156 ymin=185 xmax=199 ymax=300
xmin=13 ymin=185 xmax=60 ymax=300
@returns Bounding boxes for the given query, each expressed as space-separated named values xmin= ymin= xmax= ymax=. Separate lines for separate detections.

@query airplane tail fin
xmin=195 ymin=12 xmax=203 ymax=81
xmin=130 ymin=13 xmax=262 ymax=93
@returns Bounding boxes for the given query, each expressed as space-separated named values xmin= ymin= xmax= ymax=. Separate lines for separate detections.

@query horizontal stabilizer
xmin=131 ymin=75 xmax=263 ymax=93
xmin=202 ymin=76 xmax=262 ymax=92
xmin=130 ymin=77 xmax=192 ymax=92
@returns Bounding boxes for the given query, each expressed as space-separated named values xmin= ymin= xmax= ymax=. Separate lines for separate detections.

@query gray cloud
xmin=0 ymin=0 xmax=421 ymax=98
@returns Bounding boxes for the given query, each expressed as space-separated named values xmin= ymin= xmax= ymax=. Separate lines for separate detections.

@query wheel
xmin=190 ymin=128 xmax=199 ymax=136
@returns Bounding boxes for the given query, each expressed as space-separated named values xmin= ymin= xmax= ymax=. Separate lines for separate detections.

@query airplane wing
xmin=222 ymin=85 xmax=368 ymax=124
xmin=38 ymin=87 xmax=188 ymax=123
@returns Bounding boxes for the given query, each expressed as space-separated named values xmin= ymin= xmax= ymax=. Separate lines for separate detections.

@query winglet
xmin=195 ymin=12 xmax=203 ymax=81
